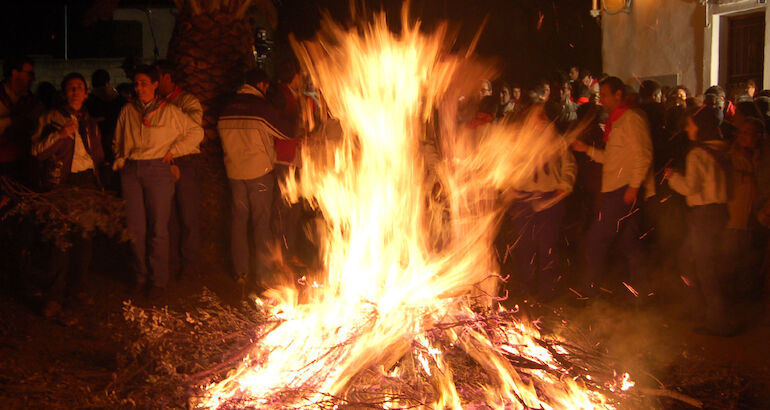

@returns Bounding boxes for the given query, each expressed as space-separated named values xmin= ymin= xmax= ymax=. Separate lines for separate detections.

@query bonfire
xmin=197 ymin=8 xmax=640 ymax=409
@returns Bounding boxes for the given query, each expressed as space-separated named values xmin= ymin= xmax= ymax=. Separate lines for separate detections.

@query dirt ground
xmin=0 ymin=238 xmax=769 ymax=409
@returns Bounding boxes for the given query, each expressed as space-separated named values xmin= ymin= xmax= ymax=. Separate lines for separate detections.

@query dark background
xmin=275 ymin=0 xmax=602 ymax=86
xmin=0 ymin=0 xmax=601 ymax=87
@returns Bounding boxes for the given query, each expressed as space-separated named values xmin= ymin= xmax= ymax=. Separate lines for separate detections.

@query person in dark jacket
xmin=86 ymin=69 xmax=126 ymax=191
xmin=30 ymin=72 xmax=105 ymax=323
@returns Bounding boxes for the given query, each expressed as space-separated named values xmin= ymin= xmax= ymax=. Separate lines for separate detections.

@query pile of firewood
xmin=0 ymin=176 xmax=129 ymax=249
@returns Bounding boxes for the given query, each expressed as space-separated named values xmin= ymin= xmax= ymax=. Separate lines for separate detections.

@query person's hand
xmin=58 ymin=120 xmax=77 ymax=140
xmin=623 ymin=186 xmax=639 ymax=205
xmin=162 ymin=151 xmax=174 ymax=164
xmin=758 ymin=202 xmax=770 ymax=228
xmin=571 ymin=140 xmax=589 ymax=153
xmin=170 ymin=164 xmax=181 ymax=181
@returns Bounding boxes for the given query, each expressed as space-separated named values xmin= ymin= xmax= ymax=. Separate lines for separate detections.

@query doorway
xmin=725 ymin=12 xmax=765 ymax=95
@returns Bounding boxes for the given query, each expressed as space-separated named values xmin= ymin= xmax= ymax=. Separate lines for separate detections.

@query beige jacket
xmin=166 ymin=90 xmax=203 ymax=156
xmin=112 ymin=99 xmax=202 ymax=170
xmin=217 ymin=85 xmax=293 ymax=180
xmin=587 ymin=109 xmax=655 ymax=196
xmin=668 ymin=141 xmax=729 ymax=207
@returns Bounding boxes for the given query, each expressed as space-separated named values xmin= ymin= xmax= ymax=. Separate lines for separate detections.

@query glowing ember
xmin=198 ymin=8 xmax=633 ymax=409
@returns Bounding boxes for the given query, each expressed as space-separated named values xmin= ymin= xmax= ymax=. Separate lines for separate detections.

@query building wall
xmin=32 ymin=58 xmax=138 ymax=90
xmin=704 ymin=1 xmax=769 ymax=92
xmin=113 ymin=8 xmax=176 ymax=60
xmin=602 ymin=0 xmax=706 ymax=94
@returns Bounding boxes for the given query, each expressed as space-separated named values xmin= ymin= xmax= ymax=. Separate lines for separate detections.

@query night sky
xmin=1 ymin=0 xmax=601 ymax=87
xmin=275 ymin=0 xmax=601 ymax=86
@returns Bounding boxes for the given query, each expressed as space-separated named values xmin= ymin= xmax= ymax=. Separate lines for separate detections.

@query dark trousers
xmin=230 ymin=173 xmax=275 ymax=284
xmin=42 ymin=170 xmax=98 ymax=299
xmin=583 ymin=186 xmax=647 ymax=296
xmin=683 ymin=204 xmax=730 ymax=330
xmin=169 ymin=154 xmax=201 ymax=275
xmin=121 ymin=159 xmax=175 ymax=288
xmin=722 ymin=228 xmax=765 ymax=301
xmin=272 ymin=164 xmax=302 ymax=255
xmin=45 ymin=236 xmax=92 ymax=298
xmin=501 ymin=196 xmax=565 ymax=300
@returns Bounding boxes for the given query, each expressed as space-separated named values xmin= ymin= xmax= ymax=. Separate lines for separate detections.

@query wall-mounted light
xmin=590 ymin=0 xmax=601 ymax=17
xmin=603 ymin=0 xmax=632 ymax=14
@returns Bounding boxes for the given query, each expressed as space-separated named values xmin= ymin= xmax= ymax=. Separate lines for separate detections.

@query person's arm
xmin=571 ymin=139 xmax=605 ymax=163
xmin=181 ymin=94 xmax=203 ymax=126
xmin=626 ymin=113 xmax=653 ymax=189
xmin=667 ymin=150 xmax=703 ymax=197
xmin=112 ymin=108 xmax=129 ymax=170
xmin=262 ymin=104 xmax=296 ymax=141
xmin=557 ymin=144 xmax=578 ymax=193
xmin=31 ymin=111 xmax=73 ymax=160
xmin=167 ymin=105 xmax=204 ymax=160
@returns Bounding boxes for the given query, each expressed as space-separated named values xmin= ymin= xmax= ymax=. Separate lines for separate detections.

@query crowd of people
xmin=1 ymin=53 xmax=769 ymax=336
xmin=0 ymin=56 xmax=310 ymax=325
xmin=488 ymin=68 xmax=770 ymax=336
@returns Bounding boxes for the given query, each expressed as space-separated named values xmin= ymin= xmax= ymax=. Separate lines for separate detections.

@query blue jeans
xmin=582 ymin=186 xmax=647 ymax=296
xmin=169 ymin=154 xmax=201 ymax=274
xmin=121 ymin=159 xmax=175 ymax=288
xmin=230 ymin=173 xmax=275 ymax=283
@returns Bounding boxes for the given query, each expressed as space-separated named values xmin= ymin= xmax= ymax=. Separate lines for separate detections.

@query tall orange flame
xmin=199 ymin=8 xmax=631 ymax=409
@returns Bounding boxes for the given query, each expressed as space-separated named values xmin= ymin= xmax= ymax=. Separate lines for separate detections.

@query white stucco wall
xmin=113 ymin=8 xmax=176 ymax=60
xmin=602 ymin=0 xmax=706 ymax=94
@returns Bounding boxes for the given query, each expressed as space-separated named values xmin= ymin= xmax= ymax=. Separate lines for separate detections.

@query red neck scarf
xmin=603 ymin=104 xmax=629 ymax=142
xmin=468 ymin=112 xmax=493 ymax=129
xmin=165 ymin=86 xmax=182 ymax=103
xmin=135 ymin=97 xmax=167 ymax=127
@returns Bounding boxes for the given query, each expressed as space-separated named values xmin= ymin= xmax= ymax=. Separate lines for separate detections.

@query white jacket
xmin=668 ymin=141 xmax=729 ymax=207
xmin=217 ymin=85 xmax=293 ymax=180
xmin=588 ymin=108 xmax=655 ymax=196
xmin=166 ymin=90 xmax=204 ymax=156
xmin=113 ymin=99 xmax=201 ymax=169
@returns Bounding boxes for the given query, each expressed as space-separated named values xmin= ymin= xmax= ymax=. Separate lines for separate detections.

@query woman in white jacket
xmin=665 ymin=105 xmax=733 ymax=335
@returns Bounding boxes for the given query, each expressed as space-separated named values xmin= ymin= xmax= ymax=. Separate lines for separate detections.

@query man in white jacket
xmin=217 ymin=69 xmax=294 ymax=291
xmin=155 ymin=60 xmax=205 ymax=279
xmin=572 ymin=76 xmax=654 ymax=298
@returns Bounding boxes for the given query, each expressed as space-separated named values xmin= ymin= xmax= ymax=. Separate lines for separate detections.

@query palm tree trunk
xmin=167 ymin=9 xmax=256 ymax=268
